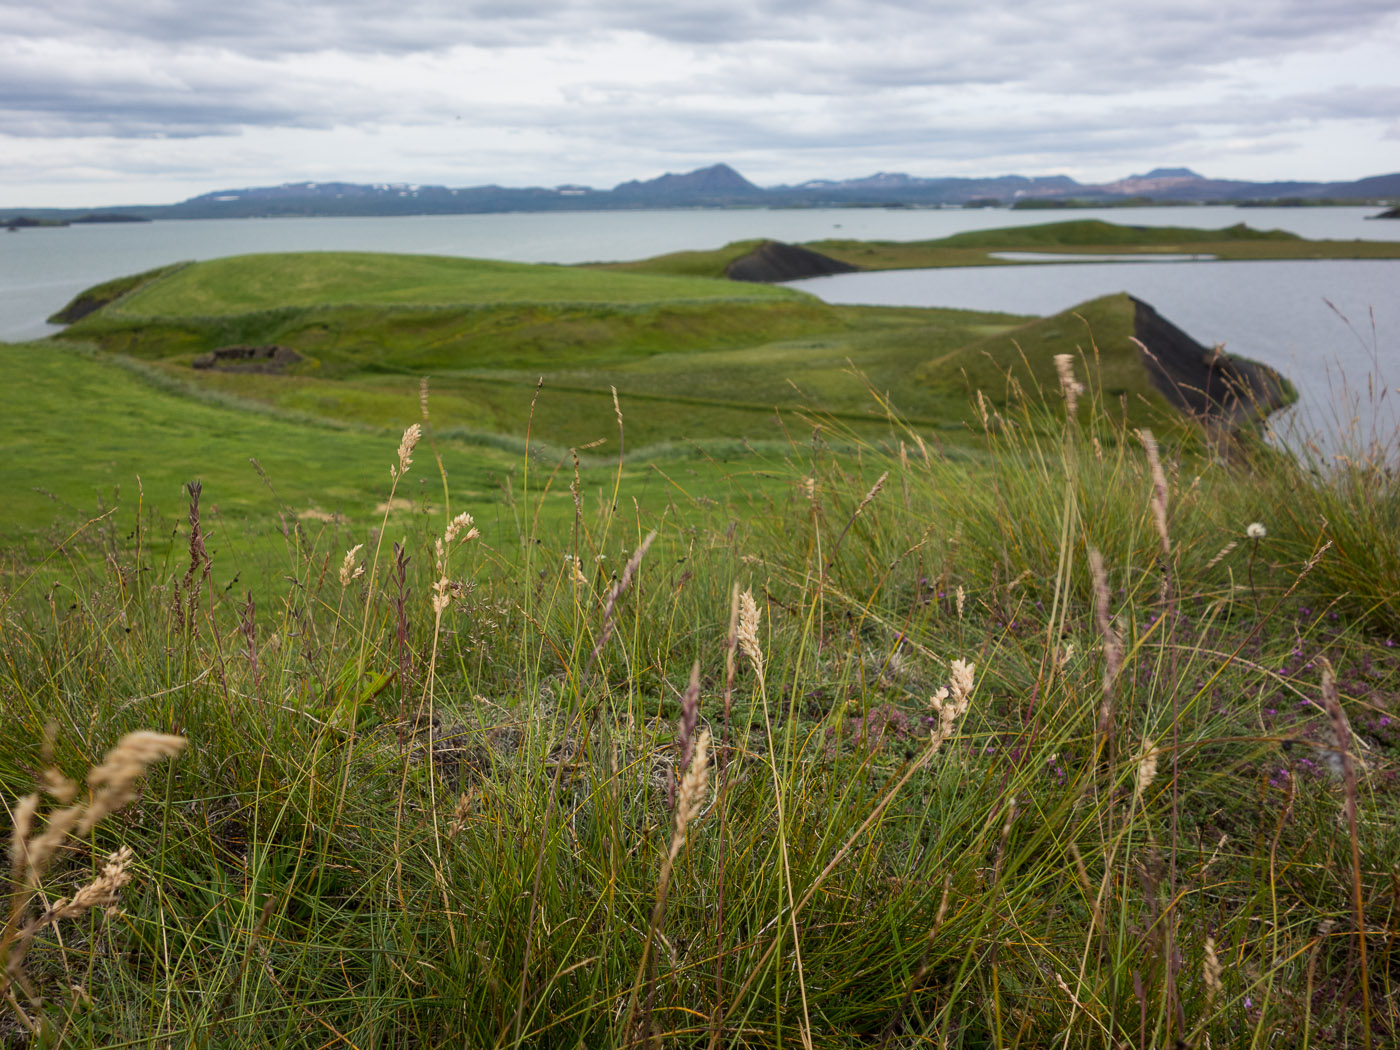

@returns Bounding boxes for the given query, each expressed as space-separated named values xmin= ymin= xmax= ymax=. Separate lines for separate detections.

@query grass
xmin=2 ymin=338 xmax=1398 ymax=1046
xmin=106 ymin=251 xmax=800 ymax=318
xmin=48 ymin=240 xmax=1216 ymax=450
xmin=593 ymin=219 xmax=1400 ymax=279
xmin=3 ymin=229 xmax=1396 ymax=1045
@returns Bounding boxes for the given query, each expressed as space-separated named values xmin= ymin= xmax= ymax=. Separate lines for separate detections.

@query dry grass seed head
xmin=1135 ymin=428 xmax=1170 ymax=558
xmin=339 ymin=544 xmax=365 ymax=587
xmin=52 ymin=846 xmax=134 ymax=921
xmin=1135 ymin=736 xmax=1159 ymax=796
xmin=1054 ymin=353 xmax=1085 ymax=415
xmin=737 ymin=590 xmax=764 ymax=673
xmin=445 ymin=512 xmax=479 ymax=544
xmin=1204 ymin=936 xmax=1224 ymax=1005
xmin=671 ymin=730 xmax=711 ymax=859
xmin=393 ymin=424 xmax=422 ymax=478
xmin=79 ymin=732 xmax=187 ymax=834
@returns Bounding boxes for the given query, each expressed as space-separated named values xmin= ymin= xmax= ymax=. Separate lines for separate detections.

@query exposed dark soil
xmin=46 ymin=262 xmax=187 ymax=324
xmin=191 ymin=345 xmax=305 ymax=373
xmin=725 ymin=240 xmax=860 ymax=283
xmin=1131 ymin=296 xmax=1292 ymax=424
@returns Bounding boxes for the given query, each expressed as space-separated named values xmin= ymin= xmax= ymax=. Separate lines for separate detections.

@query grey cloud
xmin=5 ymin=0 xmax=1397 ymax=58
xmin=0 ymin=0 xmax=1396 ymax=193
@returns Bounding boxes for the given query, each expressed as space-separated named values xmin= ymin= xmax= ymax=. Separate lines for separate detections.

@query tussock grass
xmin=2 ymin=346 xmax=1399 ymax=1048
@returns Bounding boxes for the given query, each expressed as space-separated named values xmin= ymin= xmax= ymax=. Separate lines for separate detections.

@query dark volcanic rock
xmin=192 ymin=345 xmax=304 ymax=373
xmin=1373 ymin=206 xmax=1400 ymax=219
xmin=1131 ymin=297 xmax=1290 ymax=424
xmin=724 ymin=240 xmax=860 ymax=283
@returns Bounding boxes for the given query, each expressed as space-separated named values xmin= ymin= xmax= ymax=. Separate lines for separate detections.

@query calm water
xmin=788 ymin=259 xmax=1400 ymax=453
xmin=2 ymin=205 xmax=1396 ymax=340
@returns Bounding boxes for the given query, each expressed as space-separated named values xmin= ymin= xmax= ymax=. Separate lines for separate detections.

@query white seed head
xmin=79 ymin=732 xmax=187 ymax=834
xmin=1054 ymin=353 xmax=1085 ymax=415
xmin=1135 ymin=736 xmax=1160 ymax=796
xmin=671 ymin=730 xmax=712 ymax=857
xmin=737 ymin=589 xmax=764 ymax=673
xmin=1204 ymin=936 xmax=1224 ymax=1004
xmin=395 ymin=424 xmax=422 ymax=477
xmin=445 ymin=512 xmax=479 ymax=544
xmin=1246 ymin=522 xmax=1267 ymax=540
xmin=431 ymin=576 xmax=452 ymax=616
xmin=339 ymin=544 xmax=365 ymax=587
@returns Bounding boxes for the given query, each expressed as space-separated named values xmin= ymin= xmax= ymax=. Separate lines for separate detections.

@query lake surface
xmin=2 ymin=205 xmax=1396 ymax=341
xmin=788 ymin=259 xmax=1400 ymax=456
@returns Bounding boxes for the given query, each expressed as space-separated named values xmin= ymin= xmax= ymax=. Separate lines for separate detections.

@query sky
xmin=4 ymin=0 xmax=1400 ymax=207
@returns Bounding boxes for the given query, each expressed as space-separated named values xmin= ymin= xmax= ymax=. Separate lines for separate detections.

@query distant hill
xmin=7 ymin=164 xmax=1399 ymax=221
xmin=611 ymin=163 xmax=763 ymax=200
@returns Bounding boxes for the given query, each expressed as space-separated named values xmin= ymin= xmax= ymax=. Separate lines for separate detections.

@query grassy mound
xmin=46 ymin=246 xmax=1278 ymax=454
xmin=45 ymin=261 xmax=189 ymax=323
xmin=597 ymin=219 xmax=1400 ymax=279
xmin=105 ymin=251 xmax=801 ymax=317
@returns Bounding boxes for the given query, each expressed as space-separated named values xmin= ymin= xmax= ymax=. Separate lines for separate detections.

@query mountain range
xmin=7 ymin=164 xmax=1400 ymax=222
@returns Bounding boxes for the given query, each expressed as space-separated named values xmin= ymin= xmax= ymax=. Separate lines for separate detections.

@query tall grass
xmin=2 ymin=354 xmax=1398 ymax=1047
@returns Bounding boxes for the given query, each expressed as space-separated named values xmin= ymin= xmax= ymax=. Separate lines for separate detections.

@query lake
xmin=2 ymin=204 xmax=1396 ymax=341
xmin=788 ymin=258 xmax=1400 ymax=456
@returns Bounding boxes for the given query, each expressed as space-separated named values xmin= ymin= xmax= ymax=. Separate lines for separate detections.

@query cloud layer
xmin=3 ymin=0 xmax=1399 ymax=204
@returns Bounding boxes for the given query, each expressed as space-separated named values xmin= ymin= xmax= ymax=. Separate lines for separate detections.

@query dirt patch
xmin=724 ymin=240 xmax=860 ymax=283
xmin=1131 ymin=297 xmax=1291 ymax=426
xmin=297 ymin=508 xmax=345 ymax=524
xmin=192 ymin=344 xmax=304 ymax=374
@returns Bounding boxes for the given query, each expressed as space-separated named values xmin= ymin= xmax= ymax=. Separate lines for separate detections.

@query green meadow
xmin=590 ymin=218 xmax=1400 ymax=278
xmin=1 ymin=221 xmax=1397 ymax=1047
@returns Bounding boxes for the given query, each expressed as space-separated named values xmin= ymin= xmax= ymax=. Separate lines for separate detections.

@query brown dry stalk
xmin=823 ymin=471 xmax=889 ymax=572
xmin=629 ymin=731 xmax=712 ymax=1048
xmin=1088 ymin=547 xmax=1120 ymax=754
xmin=3 ymin=731 xmax=185 ymax=1029
xmin=1135 ymin=428 xmax=1171 ymax=564
xmin=710 ymin=585 xmax=741 ymax=1050
xmin=671 ymin=662 xmax=702 ymax=811
xmin=589 ymin=531 xmax=658 ymax=672
xmin=1321 ymin=657 xmax=1373 ymax=1050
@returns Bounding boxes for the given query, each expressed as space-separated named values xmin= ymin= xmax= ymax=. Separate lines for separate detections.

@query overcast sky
xmin=4 ymin=0 xmax=1400 ymax=207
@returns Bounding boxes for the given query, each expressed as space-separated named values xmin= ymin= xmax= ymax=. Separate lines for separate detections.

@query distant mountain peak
xmin=613 ymin=163 xmax=761 ymax=195
xmin=1136 ymin=168 xmax=1204 ymax=180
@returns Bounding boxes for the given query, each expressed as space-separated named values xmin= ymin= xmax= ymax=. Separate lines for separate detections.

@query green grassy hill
xmin=20 ymin=241 xmax=1278 ymax=545
xmin=53 ymin=251 xmax=1043 ymax=449
xmin=109 ymin=251 xmax=801 ymax=316
xmin=594 ymin=218 xmax=1400 ymax=279
xmin=46 ymin=244 xmax=1222 ymax=456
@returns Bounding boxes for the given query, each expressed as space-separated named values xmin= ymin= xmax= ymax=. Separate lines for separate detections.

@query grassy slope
xmin=108 ymin=251 xmax=799 ymax=316
xmin=0 ymin=341 xmax=784 ymax=557
xmin=593 ymin=218 xmax=1400 ymax=279
xmin=2 ymin=383 xmax=1398 ymax=1046
xmin=914 ymin=291 xmax=1155 ymax=409
xmin=56 ymin=251 xmax=1052 ymax=448
xmin=5 ymin=234 xmax=1399 ymax=1047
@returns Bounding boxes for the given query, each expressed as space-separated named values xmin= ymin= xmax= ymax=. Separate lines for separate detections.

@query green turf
xmin=594 ymin=218 xmax=1400 ymax=279
xmin=45 ymin=240 xmax=1242 ymax=453
xmin=107 ymin=251 xmax=799 ymax=317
